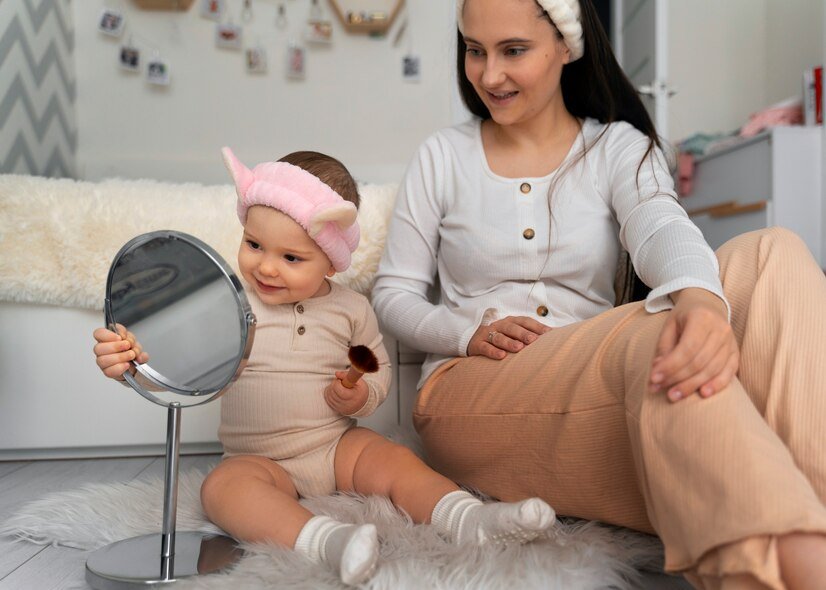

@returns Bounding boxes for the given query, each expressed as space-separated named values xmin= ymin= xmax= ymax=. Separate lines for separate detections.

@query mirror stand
xmin=86 ymin=230 xmax=255 ymax=588
xmin=85 ymin=403 xmax=242 ymax=588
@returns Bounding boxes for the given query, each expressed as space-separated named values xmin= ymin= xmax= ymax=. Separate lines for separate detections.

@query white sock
xmin=430 ymin=490 xmax=555 ymax=545
xmin=294 ymin=515 xmax=379 ymax=585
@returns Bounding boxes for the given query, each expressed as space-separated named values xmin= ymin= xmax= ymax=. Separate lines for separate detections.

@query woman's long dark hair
xmin=457 ymin=0 xmax=657 ymax=304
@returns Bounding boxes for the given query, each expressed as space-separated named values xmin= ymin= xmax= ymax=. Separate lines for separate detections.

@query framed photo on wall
xmin=245 ymin=47 xmax=268 ymax=74
xmin=216 ymin=23 xmax=242 ymax=50
xmin=119 ymin=45 xmax=140 ymax=72
xmin=286 ymin=44 xmax=306 ymax=79
xmin=98 ymin=9 xmax=125 ymax=37
xmin=147 ymin=59 xmax=171 ymax=86
xmin=305 ymin=20 xmax=333 ymax=44
xmin=200 ymin=0 xmax=225 ymax=21
xmin=402 ymin=54 xmax=420 ymax=82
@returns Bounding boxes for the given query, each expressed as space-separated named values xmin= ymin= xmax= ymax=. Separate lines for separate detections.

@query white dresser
xmin=681 ymin=126 xmax=823 ymax=266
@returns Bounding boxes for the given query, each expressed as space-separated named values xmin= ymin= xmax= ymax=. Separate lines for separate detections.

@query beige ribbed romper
xmin=219 ymin=280 xmax=391 ymax=498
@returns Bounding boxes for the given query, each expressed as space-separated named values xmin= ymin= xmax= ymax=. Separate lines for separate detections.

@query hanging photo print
xmin=286 ymin=43 xmax=306 ymax=79
xmin=119 ymin=45 xmax=140 ymax=72
xmin=147 ymin=58 xmax=171 ymax=86
xmin=402 ymin=54 xmax=421 ymax=83
xmin=304 ymin=0 xmax=332 ymax=44
xmin=241 ymin=0 xmax=253 ymax=23
xmin=275 ymin=3 xmax=288 ymax=30
xmin=200 ymin=0 xmax=225 ymax=22
xmin=246 ymin=46 xmax=268 ymax=74
xmin=98 ymin=8 xmax=125 ymax=38
xmin=216 ymin=23 xmax=243 ymax=50
xmin=305 ymin=20 xmax=333 ymax=44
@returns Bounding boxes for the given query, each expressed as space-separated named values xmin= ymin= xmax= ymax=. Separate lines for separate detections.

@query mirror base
xmin=85 ymin=532 xmax=243 ymax=589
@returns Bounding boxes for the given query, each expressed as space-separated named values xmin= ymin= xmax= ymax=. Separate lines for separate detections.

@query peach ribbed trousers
xmin=413 ymin=228 xmax=826 ymax=589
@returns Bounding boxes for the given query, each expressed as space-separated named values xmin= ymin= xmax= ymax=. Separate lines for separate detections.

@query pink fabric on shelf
xmin=677 ymin=152 xmax=695 ymax=197
xmin=740 ymin=101 xmax=804 ymax=138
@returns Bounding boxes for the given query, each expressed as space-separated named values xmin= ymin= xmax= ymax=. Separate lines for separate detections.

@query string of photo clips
xmin=96 ymin=0 xmax=419 ymax=85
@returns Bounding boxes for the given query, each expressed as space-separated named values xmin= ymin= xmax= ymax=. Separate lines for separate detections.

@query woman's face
xmin=462 ymin=0 xmax=571 ymax=127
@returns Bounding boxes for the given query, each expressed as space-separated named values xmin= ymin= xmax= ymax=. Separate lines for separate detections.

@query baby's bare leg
xmin=201 ymin=454 xmax=379 ymax=585
xmin=335 ymin=427 xmax=458 ymax=523
xmin=200 ymin=455 xmax=311 ymax=547
xmin=336 ymin=427 xmax=555 ymax=544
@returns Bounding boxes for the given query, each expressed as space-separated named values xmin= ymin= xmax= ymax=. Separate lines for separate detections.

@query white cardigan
xmin=372 ymin=118 xmax=728 ymax=388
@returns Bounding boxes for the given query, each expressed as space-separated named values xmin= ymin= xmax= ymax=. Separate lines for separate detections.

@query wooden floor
xmin=0 ymin=455 xmax=691 ymax=590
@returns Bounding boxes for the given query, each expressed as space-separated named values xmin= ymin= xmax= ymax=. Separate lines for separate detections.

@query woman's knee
xmin=721 ymin=226 xmax=810 ymax=261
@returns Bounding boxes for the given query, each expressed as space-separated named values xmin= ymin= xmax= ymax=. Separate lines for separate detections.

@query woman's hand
xmin=93 ymin=324 xmax=149 ymax=381
xmin=324 ymin=370 xmax=369 ymax=415
xmin=467 ymin=316 xmax=552 ymax=360
xmin=650 ymin=289 xmax=739 ymax=402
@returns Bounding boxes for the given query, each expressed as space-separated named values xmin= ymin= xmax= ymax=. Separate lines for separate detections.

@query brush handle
xmin=341 ymin=366 xmax=364 ymax=389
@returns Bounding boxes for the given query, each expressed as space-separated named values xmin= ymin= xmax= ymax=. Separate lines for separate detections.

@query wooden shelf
xmin=328 ymin=0 xmax=404 ymax=35
xmin=132 ymin=0 xmax=195 ymax=10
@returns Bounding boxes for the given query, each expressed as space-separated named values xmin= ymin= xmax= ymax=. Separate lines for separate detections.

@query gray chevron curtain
xmin=0 ymin=0 xmax=77 ymax=178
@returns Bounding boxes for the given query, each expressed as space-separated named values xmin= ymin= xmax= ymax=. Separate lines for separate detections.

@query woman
xmin=372 ymin=0 xmax=826 ymax=588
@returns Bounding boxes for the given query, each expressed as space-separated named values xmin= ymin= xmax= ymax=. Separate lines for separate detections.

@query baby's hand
xmin=92 ymin=324 xmax=149 ymax=381
xmin=324 ymin=370 xmax=368 ymax=416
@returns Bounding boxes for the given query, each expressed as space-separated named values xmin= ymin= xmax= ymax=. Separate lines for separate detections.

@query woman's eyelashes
xmin=465 ymin=45 xmax=528 ymax=58
xmin=504 ymin=46 xmax=527 ymax=57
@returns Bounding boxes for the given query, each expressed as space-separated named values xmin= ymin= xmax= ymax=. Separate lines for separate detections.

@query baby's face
xmin=238 ymin=206 xmax=334 ymax=305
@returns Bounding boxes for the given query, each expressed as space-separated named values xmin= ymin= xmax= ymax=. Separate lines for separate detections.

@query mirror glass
xmin=104 ymin=231 xmax=255 ymax=407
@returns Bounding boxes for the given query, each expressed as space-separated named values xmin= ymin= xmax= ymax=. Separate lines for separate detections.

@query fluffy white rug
xmin=0 ymin=469 xmax=666 ymax=589
xmin=0 ymin=174 xmax=398 ymax=310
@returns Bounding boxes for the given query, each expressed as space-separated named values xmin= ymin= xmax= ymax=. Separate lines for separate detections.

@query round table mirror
xmin=86 ymin=230 xmax=256 ymax=589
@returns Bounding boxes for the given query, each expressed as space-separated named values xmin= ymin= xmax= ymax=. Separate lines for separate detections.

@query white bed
xmin=0 ymin=175 xmax=410 ymax=459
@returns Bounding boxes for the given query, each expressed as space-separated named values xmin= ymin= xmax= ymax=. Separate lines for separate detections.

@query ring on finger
xmin=487 ymin=330 xmax=498 ymax=344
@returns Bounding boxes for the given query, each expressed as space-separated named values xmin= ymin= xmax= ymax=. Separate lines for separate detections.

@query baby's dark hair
xmin=278 ymin=151 xmax=360 ymax=208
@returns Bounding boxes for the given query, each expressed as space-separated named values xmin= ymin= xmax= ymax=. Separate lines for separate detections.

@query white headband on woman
xmin=456 ymin=0 xmax=584 ymax=62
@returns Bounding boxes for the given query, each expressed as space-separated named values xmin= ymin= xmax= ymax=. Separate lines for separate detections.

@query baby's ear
xmin=308 ymin=202 xmax=358 ymax=237
xmin=326 ymin=265 xmax=336 ymax=277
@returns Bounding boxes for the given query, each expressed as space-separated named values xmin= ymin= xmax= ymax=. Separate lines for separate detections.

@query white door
xmin=614 ymin=0 xmax=671 ymax=138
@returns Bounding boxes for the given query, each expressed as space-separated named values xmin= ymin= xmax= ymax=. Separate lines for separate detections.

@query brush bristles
xmin=348 ymin=345 xmax=379 ymax=373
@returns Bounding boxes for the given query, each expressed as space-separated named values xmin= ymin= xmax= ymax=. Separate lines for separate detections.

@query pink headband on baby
xmin=222 ymin=147 xmax=360 ymax=272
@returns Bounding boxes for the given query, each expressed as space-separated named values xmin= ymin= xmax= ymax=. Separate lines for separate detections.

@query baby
xmin=92 ymin=148 xmax=556 ymax=585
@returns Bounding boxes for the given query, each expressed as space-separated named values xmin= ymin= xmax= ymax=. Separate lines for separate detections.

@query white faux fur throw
xmin=0 ymin=174 xmax=398 ymax=310
xmin=0 ymin=469 xmax=666 ymax=589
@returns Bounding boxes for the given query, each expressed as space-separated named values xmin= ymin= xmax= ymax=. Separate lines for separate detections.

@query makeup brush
xmin=341 ymin=345 xmax=379 ymax=388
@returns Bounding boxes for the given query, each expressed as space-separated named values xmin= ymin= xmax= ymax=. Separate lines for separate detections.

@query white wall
xmin=73 ymin=0 xmax=456 ymax=184
xmin=668 ymin=0 xmax=769 ymax=140
xmin=668 ymin=0 xmax=823 ymax=141
xmin=765 ymin=0 xmax=824 ymax=106
xmin=70 ymin=1 xmax=823 ymax=180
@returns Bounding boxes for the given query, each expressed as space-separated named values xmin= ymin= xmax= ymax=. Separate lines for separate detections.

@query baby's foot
xmin=336 ymin=523 xmax=379 ymax=585
xmin=462 ymin=497 xmax=556 ymax=544
xmin=294 ymin=516 xmax=379 ymax=586
xmin=431 ymin=490 xmax=555 ymax=546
